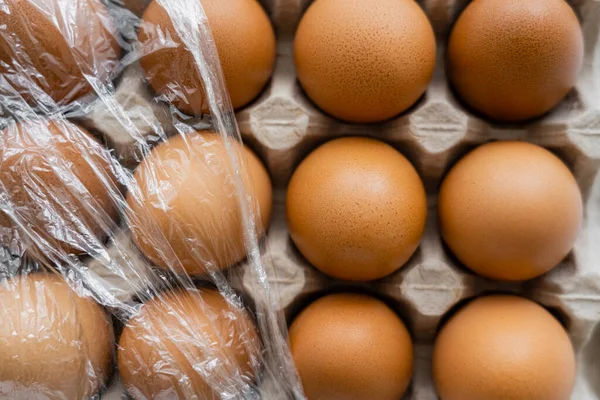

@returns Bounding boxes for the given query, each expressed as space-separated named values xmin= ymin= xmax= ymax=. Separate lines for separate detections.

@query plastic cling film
xmin=0 ymin=0 xmax=303 ymax=399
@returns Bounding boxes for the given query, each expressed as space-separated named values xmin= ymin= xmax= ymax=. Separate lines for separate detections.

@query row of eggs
xmin=0 ymin=118 xmax=582 ymax=283
xmin=0 ymin=0 xmax=585 ymax=123
xmin=0 ymin=274 xmax=576 ymax=400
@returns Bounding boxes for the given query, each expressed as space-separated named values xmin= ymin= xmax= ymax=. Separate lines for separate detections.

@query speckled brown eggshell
xmin=0 ymin=120 xmax=119 ymax=256
xmin=0 ymin=274 xmax=114 ymax=399
xmin=294 ymin=0 xmax=436 ymax=123
xmin=118 ymin=288 xmax=261 ymax=400
xmin=0 ymin=0 xmax=120 ymax=106
xmin=126 ymin=131 xmax=272 ymax=275
xmin=438 ymin=141 xmax=583 ymax=281
xmin=286 ymin=137 xmax=427 ymax=281
xmin=448 ymin=0 xmax=584 ymax=121
xmin=139 ymin=0 xmax=276 ymax=115
xmin=289 ymin=293 xmax=413 ymax=400
xmin=433 ymin=295 xmax=576 ymax=400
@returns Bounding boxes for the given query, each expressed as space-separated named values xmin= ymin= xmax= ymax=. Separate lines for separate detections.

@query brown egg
xmin=294 ymin=0 xmax=436 ymax=123
xmin=433 ymin=295 xmax=576 ymax=400
xmin=127 ymin=131 xmax=272 ymax=275
xmin=0 ymin=119 xmax=118 ymax=256
xmin=118 ymin=288 xmax=261 ymax=399
xmin=286 ymin=137 xmax=427 ymax=281
xmin=289 ymin=293 xmax=413 ymax=400
xmin=0 ymin=0 xmax=120 ymax=106
xmin=448 ymin=0 xmax=584 ymax=121
xmin=438 ymin=141 xmax=582 ymax=281
xmin=120 ymin=0 xmax=151 ymax=16
xmin=0 ymin=274 xmax=114 ymax=399
xmin=139 ymin=0 xmax=276 ymax=115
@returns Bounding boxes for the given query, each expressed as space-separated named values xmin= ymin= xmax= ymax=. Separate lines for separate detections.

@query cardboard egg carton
xmin=83 ymin=0 xmax=600 ymax=398
xmin=239 ymin=0 xmax=600 ymax=399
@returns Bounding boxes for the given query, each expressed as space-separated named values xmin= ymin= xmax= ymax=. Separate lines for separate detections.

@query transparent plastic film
xmin=0 ymin=0 xmax=303 ymax=399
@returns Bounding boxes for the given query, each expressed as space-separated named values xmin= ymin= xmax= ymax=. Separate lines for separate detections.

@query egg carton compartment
xmin=78 ymin=0 xmax=600 ymax=399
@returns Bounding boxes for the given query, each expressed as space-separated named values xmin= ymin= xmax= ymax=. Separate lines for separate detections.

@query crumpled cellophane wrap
xmin=0 ymin=0 xmax=304 ymax=399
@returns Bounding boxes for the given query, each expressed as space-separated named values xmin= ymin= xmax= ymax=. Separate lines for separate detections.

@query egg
xmin=448 ymin=0 xmax=584 ymax=121
xmin=126 ymin=131 xmax=272 ymax=275
xmin=0 ymin=0 xmax=120 ymax=106
xmin=433 ymin=295 xmax=576 ymax=400
xmin=438 ymin=141 xmax=582 ymax=281
xmin=286 ymin=137 xmax=427 ymax=281
xmin=289 ymin=293 xmax=413 ymax=400
xmin=118 ymin=288 xmax=261 ymax=399
xmin=0 ymin=273 xmax=114 ymax=399
xmin=139 ymin=0 xmax=276 ymax=115
xmin=0 ymin=119 xmax=118 ymax=256
xmin=294 ymin=0 xmax=436 ymax=123
xmin=121 ymin=0 xmax=151 ymax=16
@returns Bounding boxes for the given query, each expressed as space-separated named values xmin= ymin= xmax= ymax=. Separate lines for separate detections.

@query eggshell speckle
xmin=118 ymin=289 xmax=261 ymax=399
xmin=439 ymin=141 xmax=582 ymax=281
xmin=0 ymin=274 xmax=114 ymax=399
xmin=433 ymin=295 xmax=576 ymax=400
xmin=126 ymin=131 xmax=272 ymax=275
xmin=286 ymin=137 xmax=427 ymax=281
xmin=139 ymin=0 xmax=276 ymax=115
xmin=294 ymin=0 xmax=436 ymax=123
xmin=289 ymin=293 xmax=413 ymax=400
xmin=448 ymin=0 xmax=584 ymax=121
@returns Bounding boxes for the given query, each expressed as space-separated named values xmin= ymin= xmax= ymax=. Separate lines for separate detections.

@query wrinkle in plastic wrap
xmin=0 ymin=0 xmax=303 ymax=398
